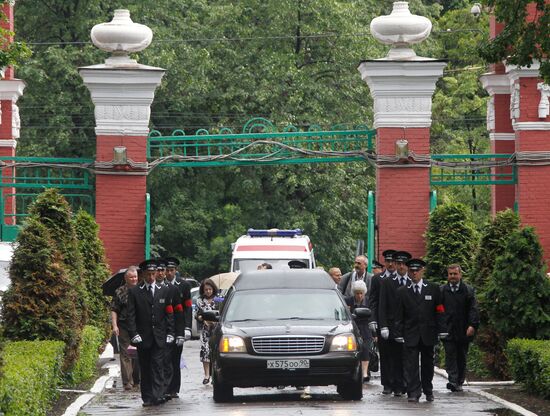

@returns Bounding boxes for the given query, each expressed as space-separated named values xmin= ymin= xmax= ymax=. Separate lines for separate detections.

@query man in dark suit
xmin=127 ymin=259 xmax=176 ymax=407
xmin=339 ymin=255 xmax=372 ymax=297
xmin=379 ymin=251 xmax=411 ymax=396
xmin=440 ymin=264 xmax=480 ymax=392
xmin=164 ymin=257 xmax=192 ymax=399
xmin=395 ymin=259 xmax=448 ymax=403
xmin=368 ymin=249 xmax=397 ymax=395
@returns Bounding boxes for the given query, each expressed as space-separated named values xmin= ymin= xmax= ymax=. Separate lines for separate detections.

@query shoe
xmin=202 ymin=377 xmax=210 ymax=385
xmin=153 ymin=397 xmax=166 ymax=405
xmin=425 ymin=394 xmax=434 ymax=402
xmin=456 ymin=385 xmax=463 ymax=392
xmin=382 ymin=387 xmax=392 ymax=395
xmin=295 ymin=386 xmax=305 ymax=391
xmin=164 ymin=394 xmax=172 ymax=401
xmin=363 ymin=376 xmax=370 ymax=383
xmin=407 ymin=395 xmax=420 ymax=403
xmin=124 ymin=384 xmax=133 ymax=391
xmin=168 ymin=392 xmax=179 ymax=398
xmin=393 ymin=391 xmax=402 ymax=397
xmin=446 ymin=382 xmax=457 ymax=392
xmin=277 ymin=385 xmax=285 ymax=390
xmin=142 ymin=401 xmax=154 ymax=407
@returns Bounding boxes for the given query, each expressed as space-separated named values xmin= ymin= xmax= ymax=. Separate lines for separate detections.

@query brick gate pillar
xmin=358 ymin=2 xmax=445 ymax=258
xmin=79 ymin=10 xmax=164 ymax=272
xmin=480 ymin=17 xmax=515 ymax=215
xmin=508 ymin=61 xmax=550 ymax=261
xmin=0 ymin=1 xmax=25 ymax=231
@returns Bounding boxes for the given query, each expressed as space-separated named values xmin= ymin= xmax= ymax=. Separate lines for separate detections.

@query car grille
xmin=252 ymin=336 xmax=325 ymax=354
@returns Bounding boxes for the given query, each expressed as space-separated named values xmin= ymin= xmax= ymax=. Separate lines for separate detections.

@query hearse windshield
xmin=224 ymin=289 xmax=349 ymax=322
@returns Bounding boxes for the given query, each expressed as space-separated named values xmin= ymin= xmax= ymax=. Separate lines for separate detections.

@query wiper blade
xmin=229 ymin=318 xmax=260 ymax=322
xmin=275 ymin=317 xmax=321 ymax=320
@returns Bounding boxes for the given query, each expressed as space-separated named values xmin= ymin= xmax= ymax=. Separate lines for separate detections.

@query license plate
xmin=267 ymin=359 xmax=310 ymax=370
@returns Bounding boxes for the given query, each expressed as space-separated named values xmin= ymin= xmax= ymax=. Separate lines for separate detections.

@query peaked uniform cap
xmin=382 ymin=250 xmax=396 ymax=260
xmin=406 ymin=258 xmax=426 ymax=271
xmin=372 ymin=259 xmax=383 ymax=268
xmin=165 ymin=257 xmax=180 ymax=268
xmin=155 ymin=258 xmax=167 ymax=270
xmin=139 ymin=259 xmax=158 ymax=271
xmin=394 ymin=251 xmax=412 ymax=263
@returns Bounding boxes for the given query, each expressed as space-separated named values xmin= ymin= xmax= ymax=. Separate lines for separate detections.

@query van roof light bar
xmin=247 ymin=228 xmax=303 ymax=238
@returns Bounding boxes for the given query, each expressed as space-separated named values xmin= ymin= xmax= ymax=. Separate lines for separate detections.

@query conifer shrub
xmin=471 ymin=209 xmax=520 ymax=292
xmin=74 ymin=210 xmax=110 ymax=334
xmin=485 ymin=226 xmax=550 ymax=340
xmin=424 ymin=203 xmax=478 ymax=282
xmin=1 ymin=218 xmax=82 ymax=372
xmin=28 ymin=189 xmax=88 ymax=324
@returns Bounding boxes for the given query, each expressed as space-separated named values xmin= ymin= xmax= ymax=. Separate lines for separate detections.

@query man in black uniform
xmin=127 ymin=259 xmax=176 ymax=407
xmin=368 ymin=249 xmax=396 ymax=395
xmin=395 ymin=259 xmax=448 ymax=403
xmin=164 ymin=257 xmax=192 ymax=399
xmin=379 ymin=250 xmax=411 ymax=396
xmin=441 ymin=264 xmax=479 ymax=392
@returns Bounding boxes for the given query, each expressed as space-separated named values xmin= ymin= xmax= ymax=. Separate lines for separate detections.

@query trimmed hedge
xmin=68 ymin=325 xmax=103 ymax=386
xmin=506 ymin=338 xmax=550 ymax=399
xmin=0 ymin=340 xmax=65 ymax=416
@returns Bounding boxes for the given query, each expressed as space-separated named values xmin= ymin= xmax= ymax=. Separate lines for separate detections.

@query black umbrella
xmin=102 ymin=268 xmax=127 ymax=297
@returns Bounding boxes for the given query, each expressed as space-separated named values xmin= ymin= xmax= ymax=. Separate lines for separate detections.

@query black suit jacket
xmin=169 ymin=277 xmax=193 ymax=336
xmin=440 ymin=282 xmax=479 ymax=343
xmin=127 ymin=283 xmax=175 ymax=348
xmin=395 ymin=281 xmax=447 ymax=347
xmin=368 ymin=270 xmax=395 ymax=325
xmin=379 ymin=274 xmax=409 ymax=338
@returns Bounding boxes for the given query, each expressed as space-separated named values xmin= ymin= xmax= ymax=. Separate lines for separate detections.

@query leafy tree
xmin=1 ymin=218 xmax=82 ymax=371
xmin=480 ymin=0 xmax=550 ymax=83
xmin=424 ymin=203 xmax=478 ymax=282
xmin=485 ymin=226 xmax=550 ymax=340
xmin=471 ymin=209 xmax=520 ymax=292
xmin=73 ymin=210 xmax=110 ymax=335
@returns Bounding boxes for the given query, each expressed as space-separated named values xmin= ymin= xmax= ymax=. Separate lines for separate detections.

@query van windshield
xmin=224 ymin=289 xmax=349 ymax=322
xmin=233 ymin=259 xmax=310 ymax=273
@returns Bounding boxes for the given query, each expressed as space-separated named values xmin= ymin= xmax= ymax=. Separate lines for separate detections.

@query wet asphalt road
xmin=81 ymin=340 xmax=515 ymax=416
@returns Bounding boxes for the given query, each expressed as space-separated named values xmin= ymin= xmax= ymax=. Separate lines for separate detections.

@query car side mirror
xmin=202 ymin=310 xmax=220 ymax=322
xmin=352 ymin=307 xmax=371 ymax=320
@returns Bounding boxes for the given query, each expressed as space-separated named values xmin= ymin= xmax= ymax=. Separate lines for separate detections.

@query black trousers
xmin=378 ymin=337 xmax=391 ymax=388
xmin=387 ymin=339 xmax=405 ymax=393
xmin=137 ymin=343 xmax=165 ymax=403
xmin=166 ymin=344 xmax=184 ymax=394
xmin=444 ymin=340 xmax=469 ymax=386
xmin=404 ymin=340 xmax=434 ymax=398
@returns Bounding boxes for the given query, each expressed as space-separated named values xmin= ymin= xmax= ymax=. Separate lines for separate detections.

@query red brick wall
xmin=0 ymin=146 xmax=15 ymax=225
xmin=491 ymin=139 xmax=515 ymax=214
xmin=375 ymin=127 xmax=431 ymax=258
xmin=95 ymin=135 xmax=148 ymax=272
xmin=0 ymin=100 xmax=13 ymax=139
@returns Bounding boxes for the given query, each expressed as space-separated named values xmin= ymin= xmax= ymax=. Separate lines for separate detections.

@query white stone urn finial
xmin=370 ymin=2 xmax=432 ymax=60
xmin=91 ymin=9 xmax=153 ymax=67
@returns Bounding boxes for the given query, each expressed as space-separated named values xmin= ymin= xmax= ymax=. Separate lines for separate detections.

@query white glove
xmin=369 ymin=322 xmax=378 ymax=332
xmin=184 ymin=328 xmax=192 ymax=341
xmin=166 ymin=334 xmax=175 ymax=344
xmin=438 ymin=333 xmax=449 ymax=341
xmin=131 ymin=334 xmax=142 ymax=344
xmin=380 ymin=327 xmax=389 ymax=340
xmin=395 ymin=337 xmax=405 ymax=343
xmin=176 ymin=336 xmax=185 ymax=347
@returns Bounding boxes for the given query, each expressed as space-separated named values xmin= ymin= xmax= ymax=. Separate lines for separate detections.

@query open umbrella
xmin=102 ymin=268 xmax=127 ymax=297
xmin=209 ymin=272 xmax=239 ymax=290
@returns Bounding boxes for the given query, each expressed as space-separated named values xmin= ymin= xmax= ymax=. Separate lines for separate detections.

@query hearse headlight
xmin=330 ymin=334 xmax=357 ymax=351
xmin=220 ymin=335 xmax=246 ymax=353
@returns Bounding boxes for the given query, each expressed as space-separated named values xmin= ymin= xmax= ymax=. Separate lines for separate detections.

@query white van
xmin=230 ymin=229 xmax=316 ymax=273
xmin=0 ymin=242 xmax=14 ymax=292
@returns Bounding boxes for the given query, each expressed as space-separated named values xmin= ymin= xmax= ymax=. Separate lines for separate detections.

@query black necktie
xmin=452 ymin=284 xmax=458 ymax=293
xmin=147 ymin=285 xmax=153 ymax=302
xmin=415 ymin=285 xmax=420 ymax=295
xmin=400 ymin=277 xmax=405 ymax=286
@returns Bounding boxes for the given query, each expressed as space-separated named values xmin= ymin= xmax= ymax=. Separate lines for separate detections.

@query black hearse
xmin=203 ymin=269 xmax=370 ymax=402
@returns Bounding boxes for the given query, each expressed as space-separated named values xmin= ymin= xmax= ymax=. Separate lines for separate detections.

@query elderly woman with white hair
xmin=345 ymin=280 xmax=374 ymax=383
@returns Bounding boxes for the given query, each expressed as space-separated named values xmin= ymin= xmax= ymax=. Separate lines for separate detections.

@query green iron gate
xmin=0 ymin=156 xmax=95 ymax=241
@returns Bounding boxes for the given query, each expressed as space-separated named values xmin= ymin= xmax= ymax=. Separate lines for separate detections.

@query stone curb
xmin=434 ymin=366 xmax=537 ymax=416
xmin=61 ymin=343 xmax=121 ymax=416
